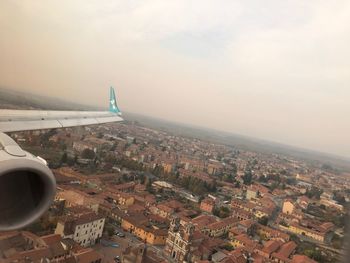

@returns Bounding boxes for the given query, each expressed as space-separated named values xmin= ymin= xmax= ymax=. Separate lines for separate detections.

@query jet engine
xmin=0 ymin=132 xmax=56 ymax=231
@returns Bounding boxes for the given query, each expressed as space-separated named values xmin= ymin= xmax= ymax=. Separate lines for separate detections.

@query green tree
xmin=221 ymin=243 xmax=234 ymax=251
xmin=243 ymin=168 xmax=253 ymax=185
xmin=60 ymin=152 xmax=68 ymax=164
xmin=146 ymin=179 xmax=154 ymax=194
xmin=306 ymin=186 xmax=323 ymax=200
xmin=258 ymin=216 xmax=269 ymax=226
xmin=331 ymin=234 xmax=343 ymax=249
xmin=213 ymin=206 xmax=231 ymax=218
xmin=81 ymin=148 xmax=95 ymax=159
xmin=258 ymin=175 xmax=268 ymax=183
xmin=105 ymin=225 xmax=115 ymax=237
xmin=304 ymin=249 xmax=323 ymax=261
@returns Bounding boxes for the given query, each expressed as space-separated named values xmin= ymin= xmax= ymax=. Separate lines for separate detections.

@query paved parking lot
xmin=93 ymin=226 xmax=143 ymax=263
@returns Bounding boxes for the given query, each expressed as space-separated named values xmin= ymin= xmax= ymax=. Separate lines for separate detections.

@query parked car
xmin=110 ymin=243 xmax=120 ymax=248
xmin=101 ymin=240 xmax=119 ymax=248
xmin=117 ymin=232 xmax=125 ymax=238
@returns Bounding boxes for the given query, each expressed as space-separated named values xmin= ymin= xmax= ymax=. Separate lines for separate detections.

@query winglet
xmin=109 ymin=87 xmax=122 ymax=115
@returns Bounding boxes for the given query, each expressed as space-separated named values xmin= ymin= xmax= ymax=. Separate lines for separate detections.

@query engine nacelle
xmin=0 ymin=133 xmax=56 ymax=231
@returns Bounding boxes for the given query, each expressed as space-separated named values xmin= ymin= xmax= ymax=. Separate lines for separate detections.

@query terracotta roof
xmin=41 ymin=234 xmax=62 ymax=245
xmin=192 ymin=215 xmax=218 ymax=229
xmin=16 ymin=248 xmax=51 ymax=262
xmin=164 ymin=200 xmax=184 ymax=210
xmin=234 ymin=234 xmax=259 ymax=252
xmin=238 ymin=219 xmax=255 ymax=228
xmin=319 ymin=222 xmax=334 ymax=232
xmin=257 ymin=224 xmax=290 ymax=241
xmin=155 ymin=204 xmax=170 ymax=213
xmin=291 ymin=255 xmax=317 ymax=263
xmin=201 ymin=197 xmax=215 ymax=205
xmin=74 ymin=248 xmax=102 ymax=263
xmin=277 ymin=241 xmax=297 ymax=258
xmin=207 ymin=217 xmax=238 ymax=231
xmin=261 ymin=240 xmax=282 ymax=255
xmin=229 ymin=227 xmax=245 ymax=236
xmin=227 ymin=248 xmax=247 ymax=263
xmin=251 ymin=253 xmax=264 ymax=263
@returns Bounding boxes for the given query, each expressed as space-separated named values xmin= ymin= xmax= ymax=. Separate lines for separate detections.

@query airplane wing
xmin=0 ymin=87 xmax=123 ymax=231
xmin=0 ymin=87 xmax=123 ymax=132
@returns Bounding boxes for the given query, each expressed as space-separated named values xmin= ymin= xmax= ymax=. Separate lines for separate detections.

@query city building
xmin=121 ymin=214 xmax=168 ymax=245
xmin=200 ymin=197 xmax=216 ymax=213
xmin=282 ymin=200 xmax=295 ymax=215
xmin=279 ymin=221 xmax=334 ymax=243
xmin=55 ymin=212 xmax=105 ymax=247
xmin=165 ymin=217 xmax=223 ymax=263
xmin=0 ymin=231 xmax=102 ymax=263
xmin=165 ymin=217 xmax=195 ymax=262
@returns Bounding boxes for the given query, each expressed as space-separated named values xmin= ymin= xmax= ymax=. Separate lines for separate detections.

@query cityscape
xmin=1 ymin=1 xmax=349 ymax=263
xmin=1 ymin=112 xmax=349 ymax=263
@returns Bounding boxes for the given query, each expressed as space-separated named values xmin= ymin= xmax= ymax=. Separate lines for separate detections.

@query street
xmin=94 ymin=225 xmax=143 ymax=263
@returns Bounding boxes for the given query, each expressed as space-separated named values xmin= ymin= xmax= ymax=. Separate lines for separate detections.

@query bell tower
xmin=183 ymin=223 xmax=195 ymax=242
xmin=169 ymin=216 xmax=180 ymax=232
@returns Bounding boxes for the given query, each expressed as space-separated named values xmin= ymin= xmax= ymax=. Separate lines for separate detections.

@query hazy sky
xmin=0 ymin=1 xmax=349 ymax=158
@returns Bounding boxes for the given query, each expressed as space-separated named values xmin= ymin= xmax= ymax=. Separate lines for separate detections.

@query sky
xmin=0 ymin=1 xmax=349 ymax=158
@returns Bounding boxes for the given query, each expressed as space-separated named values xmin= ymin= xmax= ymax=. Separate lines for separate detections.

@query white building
xmin=55 ymin=212 xmax=105 ymax=247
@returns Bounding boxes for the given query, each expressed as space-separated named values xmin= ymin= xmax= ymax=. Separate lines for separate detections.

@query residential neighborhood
xmin=1 ymin=121 xmax=349 ymax=263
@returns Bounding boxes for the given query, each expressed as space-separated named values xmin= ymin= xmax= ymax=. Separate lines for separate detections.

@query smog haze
xmin=0 ymin=1 xmax=349 ymax=158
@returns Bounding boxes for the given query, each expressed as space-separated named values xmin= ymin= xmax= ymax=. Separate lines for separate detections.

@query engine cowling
xmin=0 ymin=133 xmax=56 ymax=231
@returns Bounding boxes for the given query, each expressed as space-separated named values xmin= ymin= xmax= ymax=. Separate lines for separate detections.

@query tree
xmin=306 ymin=186 xmax=323 ymax=200
xmin=286 ymin=177 xmax=297 ymax=185
xmin=153 ymin=164 xmax=164 ymax=177
xmin=222 ymin=173 xmax=235 ymax=183
xmin=104 ymin=153 xmax=117 ymax=165
xmin=118 ymin=158 xmax=143 ymax=171
xmin=258 ymin=175 xmax=268 ymax=183
xmin=258 ymin=216 xmax=269 ymax=226
xmin=105 ymin=225 xmax=115 ymax=237
xmin=231 ymin=163 xmax=238 ymax=175
xmin=60 ymin=152 xmax=68 ymax=164
xmin=333 ymin=191 xmax=346 ymax=205
xmin=331 ymin=234 xmax=343 ymax=249
xmin=39 ymin=129 xmax=57 ymax=147
xmin=234 ymin=181 xmax=241 ymax=188
xmin=139 ymin=173 xmax=146 ymax=184
xmin=81 ymin=148 xmax=95 ymax=159
xmin=290 ymin=234 xmax=300 ymax=244
xmin=220 ymin=243 xmax=234 ymax=251
xmin=243 ymin=168 xmax=253 ymax=185
xmin=146 ymin=179 xmax=155 ymax=194
xmin=213 ymin=206 xmax=231 ymax=218
xmin=304 ymin=249 xmax=323 ymax=262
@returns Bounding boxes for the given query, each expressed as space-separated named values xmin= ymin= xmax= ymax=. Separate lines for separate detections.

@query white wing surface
xmin=0 ymin=87 xmax=123 ymax=132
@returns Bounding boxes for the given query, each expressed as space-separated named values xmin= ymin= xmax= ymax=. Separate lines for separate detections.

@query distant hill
xmin=0 ymin=87 xmax=102 ymax=111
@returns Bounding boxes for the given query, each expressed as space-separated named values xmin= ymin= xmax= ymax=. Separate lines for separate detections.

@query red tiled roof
xmin=272 ymin=242 xmax=297 ymax=262
xmin=261 ymin=240 xmax=282 ymax=255
xmin=207 ymin=217 xmax=238 ymax=231
xmin=291 ymin=255 xmax=317 ymax=263
xmin=239 ymin=219 xmax=255 ymax=228
xmin=41 ymin=234 xmax=62 ymax=245
xmin=74 ymin=248 xmax=102 ymax=263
